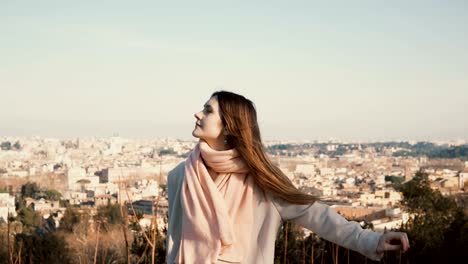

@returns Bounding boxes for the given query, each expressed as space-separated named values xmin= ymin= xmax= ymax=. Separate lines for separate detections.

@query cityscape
xmin=0 ymin=136 xmax=467 ymax=262
xmin=2 ymin=1 xmax=467 ymax=263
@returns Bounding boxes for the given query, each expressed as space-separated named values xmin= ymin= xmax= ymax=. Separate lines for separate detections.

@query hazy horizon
xmin=1 ymin=1 xmax=467 ymax=142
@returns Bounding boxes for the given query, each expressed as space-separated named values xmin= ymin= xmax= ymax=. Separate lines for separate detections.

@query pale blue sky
xmin=1 ymin=0 xmax=467 ymax=142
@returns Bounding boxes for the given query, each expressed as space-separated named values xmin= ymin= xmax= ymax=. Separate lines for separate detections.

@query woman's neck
xmin=204 ymin=139 xmax=229 ymax=151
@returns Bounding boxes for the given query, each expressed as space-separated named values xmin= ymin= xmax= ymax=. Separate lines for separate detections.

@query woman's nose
xmin=194 ymin=112 xmax=202 ymax=120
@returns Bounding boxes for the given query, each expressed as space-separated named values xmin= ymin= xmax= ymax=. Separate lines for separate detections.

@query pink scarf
xmin=177 ymin=141 xmax=254 ymax=263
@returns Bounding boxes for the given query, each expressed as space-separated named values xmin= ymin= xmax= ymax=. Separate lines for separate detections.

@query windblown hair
xmin=212 ymin=91 xmax=319 ymax=205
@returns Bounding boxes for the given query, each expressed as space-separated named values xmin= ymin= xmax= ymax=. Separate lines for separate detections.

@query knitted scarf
xmin=177 ymin=141 xmax=254 ymax=263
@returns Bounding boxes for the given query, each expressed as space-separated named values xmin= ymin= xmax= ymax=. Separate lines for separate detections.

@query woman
xmin=166 ymin=91 xmax=409 ymax=263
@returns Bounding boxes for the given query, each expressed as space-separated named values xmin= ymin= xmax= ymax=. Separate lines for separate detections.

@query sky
xmin=1 ymin=0 xmax=467 ymax=142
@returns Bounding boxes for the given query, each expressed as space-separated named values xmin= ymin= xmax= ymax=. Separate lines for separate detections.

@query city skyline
xmin=1 ymin=1 xmax=467 ymax=141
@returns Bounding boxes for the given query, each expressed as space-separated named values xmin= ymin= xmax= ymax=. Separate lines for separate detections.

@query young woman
xmin=166 ymin=91 xmax=409 ymax=263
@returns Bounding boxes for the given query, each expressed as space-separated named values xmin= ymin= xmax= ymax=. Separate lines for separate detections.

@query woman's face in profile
xmin=192 ymin=96 xmax=225 ymax=144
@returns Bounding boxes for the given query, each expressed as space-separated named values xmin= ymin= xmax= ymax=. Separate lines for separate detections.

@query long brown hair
xmin=212 ymin=91 xmax=319 ymax=205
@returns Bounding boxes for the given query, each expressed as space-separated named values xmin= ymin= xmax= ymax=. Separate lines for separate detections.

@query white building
xmin=28 ymin=198 xmax=60 ymax=213
xmin=0 ymin=193 xmax=16 ymax=222
xmin=460 ymin=173 xmax=467 ymax=189
xmin=376 ymin=175 xmax=386 ymax=185
xmin=372 ymin=218 xmax=405 ymax=232
xmin=67 ymin=167 xmax=87 ymax=191
xmin=8 ymin=170 xmax=29 ymax=177
xmin=320 ymin=168 xmax=334 ymax=176
xmin=295 ymin=164 xmax=315 ymax=176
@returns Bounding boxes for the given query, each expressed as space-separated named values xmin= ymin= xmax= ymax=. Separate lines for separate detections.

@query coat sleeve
xmin=271 ymin=196 xmax=384 ymax=261
xmin=166 ymin=161 xmax=185 ymax=260
xmin=167 ymin=161 xmax=185 ymax=220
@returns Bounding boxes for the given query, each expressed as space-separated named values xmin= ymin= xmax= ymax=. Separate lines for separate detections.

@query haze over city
xmin=1 ymin=1 xmax=467 ymax=142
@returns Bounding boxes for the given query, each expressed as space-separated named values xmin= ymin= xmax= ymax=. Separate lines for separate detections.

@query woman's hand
xmin=376 ymin=231 xmax=410 ymax=254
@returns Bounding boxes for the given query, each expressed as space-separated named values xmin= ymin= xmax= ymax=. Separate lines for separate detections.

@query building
xmin=0 ymin=193 xmax=16 ymax=222
xmin=460 ymin=172 xmax=467 ymax=189
xmin=295 ymin=164 xmax=316 ymax=176
xmin=128 ymin=200 xmax=154 ymax=215
xmin=67 ymin=167 xmax=87 ymax=191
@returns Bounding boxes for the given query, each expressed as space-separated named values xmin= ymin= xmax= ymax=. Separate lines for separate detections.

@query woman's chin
xmin=192 ymin=130 xmax=200 ymax=138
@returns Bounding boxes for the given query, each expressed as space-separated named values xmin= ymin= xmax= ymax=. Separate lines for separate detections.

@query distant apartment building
xmin=375 ymin=175 xmax=386 ymax=185
xmin=0 ymin=193 xmax=16 ymax=222
xmin=279 ymin=167 xmax=294 ymax=180
xmin=101 ymin=163 xmax=179 ymax=184
xmin=375 ymin=190 xmax=402 ymax=201
xmin=330 ymin=205 xmax=386 ymax=221
xmin=460 ymin=172 xmax=467 ymax=189
xmin=128 ymin=200 xmax=154 ymax=215
xmin=94 ymin=194 xmax=117 ymax=207
xmin=320 ymin=168 xmax=334 ymax=177
xmin=67 ymin=167 xmax=87 ymax=191
xmin=102 ymin=167 xmax=158 ymax=183
xmin=101 ymin=136 xmax=123 ymax=156
xmin=431 ymin=175 xmax=460 ymax=190
xmin=26 ymin=198 xmax=60 ymax=214
xmin=359 ymin=190 xmax=402 ymax=206
xmin=322 ymin=186 xmax=337 ymax=196
xmin=6 ymin=170 xmax=28 ymax=177
xmin=295 ymin=164 xmax=316 ymax=176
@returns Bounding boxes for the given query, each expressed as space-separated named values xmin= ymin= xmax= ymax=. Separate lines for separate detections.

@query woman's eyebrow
xmin=204 ymin=104 xmax=213 ymax=109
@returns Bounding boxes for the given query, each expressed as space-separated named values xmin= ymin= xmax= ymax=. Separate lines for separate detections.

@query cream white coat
xmin=166 ymin=162 xmax=383 ymax=263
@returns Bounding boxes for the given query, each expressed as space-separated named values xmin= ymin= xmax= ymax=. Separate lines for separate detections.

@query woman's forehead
xmin=205 ymin=96 xmax=219 ymax=108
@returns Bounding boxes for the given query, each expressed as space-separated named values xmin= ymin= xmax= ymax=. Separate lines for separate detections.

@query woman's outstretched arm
xmin=271 ymin=196 xmax=409 ymax=261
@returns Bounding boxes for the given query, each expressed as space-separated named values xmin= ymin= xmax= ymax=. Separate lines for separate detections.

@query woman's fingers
xmin=381 ymin=232 xmax=410 ymax=252
xmin=386 ymin=244 xmax=402 ymax=251
xmin=402 ymin=232 xmax=410 ymax=252
xmin=393 ymin=232 xmax=409 ymax=252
